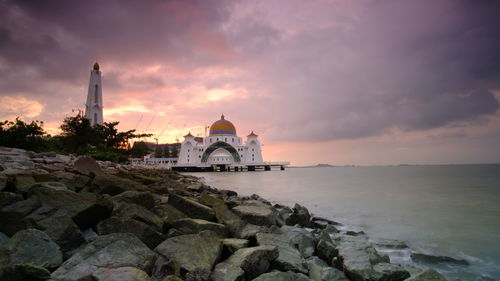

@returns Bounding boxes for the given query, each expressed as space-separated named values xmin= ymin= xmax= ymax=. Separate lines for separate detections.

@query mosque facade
xmin=175 ymin=115 xmax=266 ymax=171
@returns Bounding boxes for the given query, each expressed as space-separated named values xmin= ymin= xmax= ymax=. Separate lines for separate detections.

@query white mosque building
xmin=174 ymin=114 xmax=283 ymax=171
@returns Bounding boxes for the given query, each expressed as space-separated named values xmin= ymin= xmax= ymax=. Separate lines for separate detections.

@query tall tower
xmin=84 ymin=62 xmax=104 ymax=125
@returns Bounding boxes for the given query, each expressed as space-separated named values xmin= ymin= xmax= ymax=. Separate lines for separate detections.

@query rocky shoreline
xmin=0 ymin=146 xmax=456 ymax=281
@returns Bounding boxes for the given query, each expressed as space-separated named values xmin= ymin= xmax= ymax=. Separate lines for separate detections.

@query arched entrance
xmin=201 ymin=141 xmax=241 ymax=163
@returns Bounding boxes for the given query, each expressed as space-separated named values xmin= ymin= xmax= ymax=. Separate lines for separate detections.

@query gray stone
xmin=92 ymin=267 xmax=152 ymax=281
xmin=285 ymin=203 xmax=312 ymax=227
xmin=82 ymin=228 xmax=99 ymax=241
xmin=97 ymin=216 xmax=165 ymax=249
xmin=168 ymin=193 xmax=215 ymax=221
xmin=281 ymin=225 xmax=315 ymax=258
xmin=0 ymin=232 xmax=8 ymax=245
xmin=154 ymin=231 xmax=222 ymax=279
xmin=74 ymin=155 xmax=103 ymax=175
xmin=410 ymin=253 xmax=469 ymax=265
xmin=222 ymin=238 xmax=249 ymax=254
xmin=316 ymin=232 xmax=338 ymax=265
xmin=35 ymin=181 xmax=68 ymax=191
xmin=114 ymin=190 xmax=156 ymax=209
xmin=3 ymin=229 xmax=62 ymax=269
xmin=0 ymin=263 xmax=51 ymax=281
xmin=252 ymin=271 xmax=313 ymax=281
xmin=114 ymin=202 xmax=163 ymax=231
xmin=256 ymin=232 xmax=308 ymax=273
xmin=88 ymin=174 xmax=148 ymax=195
xmin=225 ymin=245 xmax=279 ymax=280
xmin=171 ymin=218 xmax=228 ymax=237
xmin=232 ymin=200 xmax=276 ymax=226
xmin=0 ymin=196 xmax=41 ymax=235
xmin=51 ymin=233 xmax=156 ymax=281
xmin=374 ymin=239 xmax=409 ymax=249
xmin=307 ymin=256 xmax=349 ymax=281
xmin=405 ymin=269 xmax=448 ymax=281
xmin=0 ymin=191 xmax=22 ymax=208
xmin=372 ymin=263 xmax=410 ymax=281
xmin=12 ymin=175 xmax=36 ymax=193
xmin=210 ymin=263 xmax=245 ymax=281
xmin=233 ymin=222 xmax=266 ymax=240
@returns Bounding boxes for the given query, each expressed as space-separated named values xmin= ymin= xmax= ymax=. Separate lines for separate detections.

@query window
xmin=188 ymin=149 xmax=190 ymax=152
xmin=232 ymin=138 xmax=234 ymax=142
xmin=217 ymin=138 xmax=219 ymax=141
xmin=252 ymin=148 xmax=254 ymax=151
xmin=240 ymin=155 xmax=243 ymax=158
xmin=94 ymin=85 xmax=98 ymax=103
xmin=225 ymin=138 xmax=227 ymax=142
xmin=94 ymin=113 xmax=97 ymax=124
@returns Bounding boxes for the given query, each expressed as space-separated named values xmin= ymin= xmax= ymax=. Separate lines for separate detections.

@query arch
xmin=201 ymin=141 xmax=241 ymax=163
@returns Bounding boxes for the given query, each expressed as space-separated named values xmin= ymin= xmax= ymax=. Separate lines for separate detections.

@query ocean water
xmin=185 ymin=165 xmax=500 ymax=281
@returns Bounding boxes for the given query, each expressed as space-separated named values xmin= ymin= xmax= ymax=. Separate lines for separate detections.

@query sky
xmin=1 ymin=0 xmax=499 ymax=166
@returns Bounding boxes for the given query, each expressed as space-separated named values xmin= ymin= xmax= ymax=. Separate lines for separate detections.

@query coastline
xmin=0 ymin=147 xmax=466 ymax=280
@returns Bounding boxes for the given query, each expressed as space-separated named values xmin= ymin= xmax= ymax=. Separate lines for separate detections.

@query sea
xmin=185 ymin=164 xmax=500 ymax=281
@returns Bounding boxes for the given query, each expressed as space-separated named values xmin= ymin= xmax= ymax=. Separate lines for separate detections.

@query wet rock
xmin=281 ymin=225 xmax=315 ymax=258
xmin=73 ymin=155 xmax=103 ymax=176
xmin=25 ymin=206 xmax=85 ymax=258
xmin=285 ymin=203 xmax=312 ymax=227
xmin=405 ymin=269 xmax=448 ymax=281
xmin=0 ymin=196 xmax=41 ymax=235
xmin=252 ymin=271 xmax=313 ymax=281
xmin=210 ymin=263 xmax=245 ymax=281
xmin=410 ymin=253 xmax=469 ymax=265
xmin=171 ymin=218 xmax=228 ymax=237
xmin=0 ymin=191 xmax=22 ymax=208
xmin=96 ymin=217 xmax=165 ymax=249
xmin=374 ymin=239 xmax=409 ymax=249
xmin=154 ymin=231 xmax=222 ymax=280
xmin=316 ymin=232 xmax=338 ymax=264
xmin=29 ymin=186 xmax=113 ymax=229
xmin=225 ymin=245 xmax=279 ymax=279
xmin=372 ymin=263 xmax=410 ymax=281
xmin=51 ymin=233 xmax=156 ymax=281
xmin=232 ymin=200 xmax=277 ymax=226
xmin=346 ymin=230 xmax=365 ymax=236
xmin=88 ymin=174 xmax=148 ymax=195
xmin=168 ymin=193 xmax=215 ymax=221
xmin=256 ymin=232 xmax=308 ymax=273
xmin=92 ymin=267 xmax=152 ymax=281
xmin=222 ymin=238 xmax=249 ymax=254
xmin=307 ymin=257 xmax=349 ymax=281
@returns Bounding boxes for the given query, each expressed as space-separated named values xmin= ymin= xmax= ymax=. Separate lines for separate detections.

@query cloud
xmin=0 ymin=96 xmax=44 ymax=120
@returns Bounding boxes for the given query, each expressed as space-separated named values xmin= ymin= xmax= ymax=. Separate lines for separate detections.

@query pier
xmin=172 ymin=162 xmax=290 ymax=172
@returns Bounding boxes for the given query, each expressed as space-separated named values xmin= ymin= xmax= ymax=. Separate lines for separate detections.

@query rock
xmin=232 ymin=200 xmax=277 ymax=226
xmin=256 ymin=232 xmax=308 ymax=273
xmin=405 ymin=269 xmax=448 ymax=281
xmin=285 ymin=203 xmax=311 ymax=227
xmin=60 ymin=174 xmax=90 ymax=191
xmin=0 ymin=264 xmax=51 ymax=281
xmin=35 ymin=181 xmax=68 ymax=191
xmin=410 ymin=253 xmax=469 ymax=265
xmin=0 ymin=191 xmax=22 ymax=208
xmin=307 ymin=257 xmax=349 ymax=281
xmin=73 ymin=155 xmax=103 ymax=175
xmin=88 ymin=174 xmax=148 ymax=195
xmin=225 ymin=245 xmax=279 ymax=279
xmin=82 ymin=228 xmax=99 ymax=241
xmin=281 ymin=225 xmax=315 ymax=258
xmin=154 ymin=231 xmax=222 ymax=280
xmin=97 ymin=216 xmax=165 ymax=249
xmin=210 ymin=263 xmax=245 ymax=281
xmin=346 ymin=231 xmax=365 ymax=236
xmin=171 ymin=218 xmax=228 ymax=237
xmin=2 ymin=229 xmax=62 ymax=270
xmin=159 ymin=203 xmax=188 ymax=224
xmin=0 ymin=232 xmax=8 ymax=245
xmin=114 ymin=190 xmax=156 ymax=209
xmin=114 ymin=203 xmax=163 ymax=231
xmin=25 ymin=205 xmax=85 ymax=258
xmin=252 ymin=271 xmax=313 ymax=281
xmin=10 ymin=175 xmax=36 ymax=193
xmin=233 ymin=222 xmax=266 ymax=240
xmin=92 ymin=267 xmax=152 ymax=281
xmin=222 ymin=238 xmax=249 ymax=254
xmin=0 ymin=196 xmax=41 ymax=235
xmin=51 ymin=233 xmax=156 ymax=281
xmin=168 ymin=193 xmax=215 ymax=221
xmin=323 ymin=225 xmax=340 ymax=234
xmin=371 ymin=263 xmax=410 ymax=281
xmin=374 ymin=239 xmax=409 ymax=249
xmin=315 ymin=232 xmax=338 ymax=265
xmin=29 ymin=186 xmax=113 ymax=229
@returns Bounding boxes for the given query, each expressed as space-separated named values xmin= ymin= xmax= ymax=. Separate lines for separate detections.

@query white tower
xmin=85 ymin=62 xmax=104 ymax=125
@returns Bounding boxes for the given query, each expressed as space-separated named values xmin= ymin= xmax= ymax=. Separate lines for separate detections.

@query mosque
xmin=174 ymin=114 xmax=285 ymax=171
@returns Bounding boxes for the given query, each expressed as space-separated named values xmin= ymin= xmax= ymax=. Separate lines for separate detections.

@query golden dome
xmin=209 ymin=114 xmax=236 ymax=136
xmin=93 ymin=62 xmax=100 ymax=70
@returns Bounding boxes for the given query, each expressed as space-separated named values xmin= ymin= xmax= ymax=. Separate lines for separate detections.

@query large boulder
xmin=154 ymin=230 xmax=222 ymax=280
xmin=281 ymin=225 xmax=315 ymax=258
xmin=171 ymin=218 xmax=228 ymax=237
xmin=87 ymin=174 xmax=148 ymax=195
xmin=0 ymin=196 xmax=41 ymax=235
xmin=316 ymin=232 xmax=338 ymax=264
xmin=28 ymin=186 xmax=114 ymax=229
xmin=307 ymin=257 xmax=349 ymax=281
xmin=210 ymin=263 xmax=245 ymax=281
xmin=256 ymin=232 xmax=308 ymax=273
xmin=222 ymin=238 xmax=249 ymax=255
xmin=114 ymin=190 xmax=156 ymax=209
xmin=113 ymin=203 xmax=163 ymax=231
xmin=168 ymin=194 xmax=215 ymax=221
xmin=225 ymin=245 xmax=279 ymax=280
xmin=370 ymin=263 xmax=411 ymax=281
xmin=0 ymin=191 xmax=22 ymax=208
xmin=96 ymin=217 xmax=165 ymax=249
xmin=285 ymin=203 xmax=311 ymax=227
xmin=410 ymin=253 xmax=469 ymax=265
xmin=92 ymin=267 xmax=152 ymax=281
xmin=51 ymin=233 xmax=156 ymax=281
xmin=232 ymin=200 xmax=276 ymax=226
xmin=405 ymin=269 xmax=448 ymax=281
xmin=73 ymin=155 xmax=103 ymax=176
xmin=0 ymin=229 xmax=62 ymax=281
xmin=252 ymin=271 xmax=313 ymax=281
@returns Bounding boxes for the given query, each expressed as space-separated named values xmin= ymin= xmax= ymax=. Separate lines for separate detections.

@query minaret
xmin=84 ymin=62 xmax=104 ymax=125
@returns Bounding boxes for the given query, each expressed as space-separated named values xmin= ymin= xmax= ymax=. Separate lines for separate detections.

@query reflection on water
xmin=185 ymin=165 xmax=500 ymax=280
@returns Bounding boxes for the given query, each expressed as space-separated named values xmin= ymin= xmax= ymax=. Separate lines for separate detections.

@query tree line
xmin=0 ymin=113 xmax=174 ymax=162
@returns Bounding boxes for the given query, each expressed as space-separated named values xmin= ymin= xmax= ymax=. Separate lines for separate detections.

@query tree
xmin=130 ymin=141 xmax=150 ymax=158
xmin=0 ymin=118 xmax=47 ymax=151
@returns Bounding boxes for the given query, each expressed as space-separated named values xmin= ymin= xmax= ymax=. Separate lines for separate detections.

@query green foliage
xmin=0 ymin=118 xmax=48 ymax=151
xmin=130 ymin=141 xmax=151 ymax=158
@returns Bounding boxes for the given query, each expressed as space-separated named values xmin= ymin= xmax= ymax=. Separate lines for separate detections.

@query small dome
xmin=93 ymin=62 xmax=100 ymax=70
xmin=209 ymin=114 xmax=236 ymax=136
